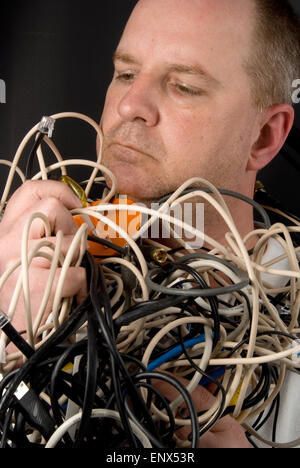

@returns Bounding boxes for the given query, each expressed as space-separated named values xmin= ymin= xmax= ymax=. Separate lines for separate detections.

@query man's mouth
xmin=108 ymin=142 xmax=156 ymax=162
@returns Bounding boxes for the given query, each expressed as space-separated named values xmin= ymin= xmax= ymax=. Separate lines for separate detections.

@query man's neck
xmin=147 ymin=198 xmax=256 ymax=253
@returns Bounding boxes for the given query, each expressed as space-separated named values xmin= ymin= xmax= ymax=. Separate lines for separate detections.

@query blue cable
xmin=146 ymin=333 xmax=225 ymax=386
xmin=147 ymin=334 xmax=206 ymax=371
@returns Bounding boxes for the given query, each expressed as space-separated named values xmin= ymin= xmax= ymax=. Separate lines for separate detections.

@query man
xmin=0 ymin=0 xmax=299 ymax=448
xmin=100 ymin=0 xmax=296 ymax=247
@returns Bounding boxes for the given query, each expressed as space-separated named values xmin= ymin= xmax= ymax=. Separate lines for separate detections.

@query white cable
xmin=45 ymin=409 xmax=152 ymax=448
xmin=51 ymin=223 xmax=89 ymax=329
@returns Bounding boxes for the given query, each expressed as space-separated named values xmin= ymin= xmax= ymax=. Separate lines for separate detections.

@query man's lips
xmin=109 ymin=142 xmax=156 ymax=161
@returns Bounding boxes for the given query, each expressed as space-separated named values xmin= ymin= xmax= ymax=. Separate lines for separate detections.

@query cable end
xmin=38 ymin=116 xmax=56 ymax=138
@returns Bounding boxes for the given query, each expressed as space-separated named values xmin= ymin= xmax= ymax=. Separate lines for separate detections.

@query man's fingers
xmin=16 ymin=197 xmax=79 ymax=238
xmin=57 ymin=266 xmax=87 ymax=301
xmin=6 ymin=180 xmax=82 ymax=215
xmin=10 ymin=266 xmax=87 ymax=331
xmin=152 ymin=374 xmax=251 ymax=448
xmin=153 ymin=374 xmax=216 ymax=412
xmin=2 ymin=180 xmax=82 ymax=233
xmin=28 ymin=235 xmax=86 ymax=268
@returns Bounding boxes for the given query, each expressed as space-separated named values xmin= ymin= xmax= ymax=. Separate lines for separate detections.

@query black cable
xmin=157 ymin=186 xmax=272 ymax=229
xmin=73 ymin=309 xmax=99 ymax=447
xmin=87 ymin=234 xmax=126 ymax=256
xmin=50 ymin=340 xmax=88 ymax=446
xmin=0 ymin=293 xmax=91 ymax=423
xmin=87 ymin=252 xmax=159 ymax=447
xmin=0 ymin=369 xmax=19 ymax=401
xmin=123 ymin=391 xmax=165 ymax=448
xmin=114 ymin=295 xmax=189 ymax=329
xmin=171 ymin=261 xmax=220 ymax=349
xmin=250 ymin=367 xmax=279 ymax=432
xmin=0 ymin=407 xmax=14 ymax=448
xmin=272 ymin=397 xmax=280 ymax=445
xmin=0 ymin=310 xmax=35 ymax=359
xmin=240 ymin=364 xmax=272 ymax=411
xmin=133 ymin=381 xmax=176 ymax=444
xmin=133 ymin=371 xmax=199 ymax=448
xmin=246 ymin=433 xmax=259 ymax=448
xmin=146 ymin=264 xmax=249 ymax=298
xmin=110 ymin=355 xmax=140 ymax=448
xmin=12 ymin=411 xmax=30 ymax=448
xmin=25 ymin=132 xmax=44 ymax=180
xmin=226 ymin=330 xmax=299 ymax=359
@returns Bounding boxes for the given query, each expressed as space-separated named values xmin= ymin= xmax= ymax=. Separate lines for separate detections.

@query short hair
xmin=245 ymin=0 xmax=300 ymax=108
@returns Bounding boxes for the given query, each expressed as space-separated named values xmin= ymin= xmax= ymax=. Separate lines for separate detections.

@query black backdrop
xmin=0 ymin=0 xmax=299 ymax=215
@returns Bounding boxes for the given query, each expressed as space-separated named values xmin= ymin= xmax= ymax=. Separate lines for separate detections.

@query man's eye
xmin=172 ymin=83 xmax=204 ymax=96
xmin=114 ymin=71 xmax=136 ymax=82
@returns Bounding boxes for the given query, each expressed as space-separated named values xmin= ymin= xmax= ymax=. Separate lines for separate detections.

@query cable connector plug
xmin=14 ymin=381 xmax=56 ymax=440
xmin=0 ymin=309 xmax=34 ymax=360
xmin=0 ymin=311 xmax=10 ymax=330
xmin=38 ymin=116 xmax=55 ymax=138
xmin=139 ymin=245 xmax=168 ymax=265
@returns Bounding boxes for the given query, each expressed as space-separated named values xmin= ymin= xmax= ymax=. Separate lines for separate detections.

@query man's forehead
xmin=132 ymin=0 xmax=255 ymax=26
xmin=118 ymin=0 xmax=255 ymax=83
xmin=124 ymin=0 xmax=255 ymax=51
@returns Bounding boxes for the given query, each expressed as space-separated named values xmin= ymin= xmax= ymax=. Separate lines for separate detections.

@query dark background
xmin=0 ymin=0 xmax=299 ymax=215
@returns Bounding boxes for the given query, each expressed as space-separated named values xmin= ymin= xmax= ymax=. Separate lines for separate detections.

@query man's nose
xmin=117 ymin=76 xmax=159 ymax=126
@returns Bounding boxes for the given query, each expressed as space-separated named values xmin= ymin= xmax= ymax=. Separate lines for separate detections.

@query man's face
xmin=100 ymin=0 xmax=260 ymax=204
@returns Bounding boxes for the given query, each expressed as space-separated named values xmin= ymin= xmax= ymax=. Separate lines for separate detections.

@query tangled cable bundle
xmin=0 ymin=113 xmax=299 ymax=448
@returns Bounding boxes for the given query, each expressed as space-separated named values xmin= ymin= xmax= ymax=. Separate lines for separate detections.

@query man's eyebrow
xmin=113 ymin=50 xmax=140 ymax=66
xmin=113 ymin=50 xmax=221 ymax=87
xmin=166 ymin=63 xmax=221 ymax=87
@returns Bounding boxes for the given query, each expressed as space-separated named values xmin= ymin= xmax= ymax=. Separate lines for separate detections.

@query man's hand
xmin=155 ymin=375 xmax=251 ymax=448
xmin=0 ymin=180 xmax=88 ymax=346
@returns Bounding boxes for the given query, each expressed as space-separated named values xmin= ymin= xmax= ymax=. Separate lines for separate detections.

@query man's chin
xmin=115 ymin=188 xmax=159 ymax=207
xmin=103 ymin=173 xmax=162 ymax=205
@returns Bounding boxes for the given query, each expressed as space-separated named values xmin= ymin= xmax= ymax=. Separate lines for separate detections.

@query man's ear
xmin=247 ymin=104 xmax=295 ymax=171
